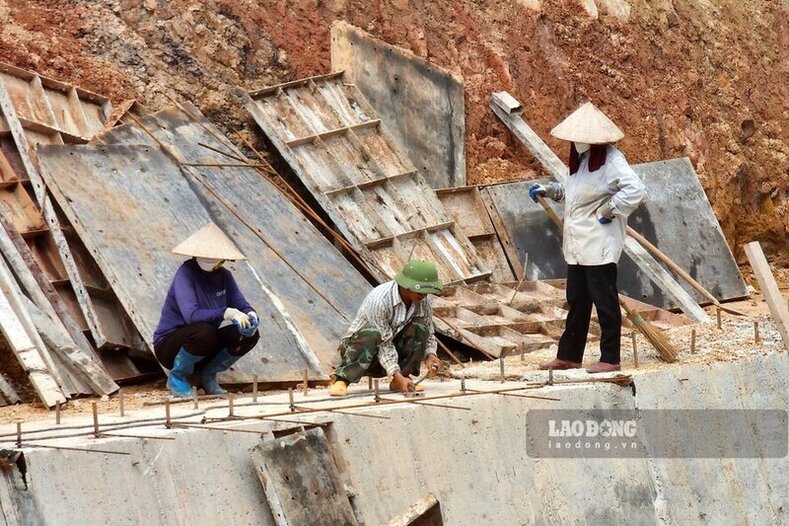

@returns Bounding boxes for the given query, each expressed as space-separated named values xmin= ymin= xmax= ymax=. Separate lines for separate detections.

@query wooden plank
xmin=479 ymin=189 xmax=525 ymax=281
xmin=490 ymin=93 xmax=710 ymax=323
xmin=21 ymin=295 xmax=118 ymax=395
xmin=0 ymin=255 xmax=66 ymax=407
xmin=252 ymin=428 xmax=358 ymax=526
xmin=744 ymin=241 xmax=789 ymax=350
xmin=0 ymin=209 xmax=101 ymax=361
xmin=0 ymin=76 xmax=47 ymax=205
xmin=0 ymin=373 xmax=20 ymax=405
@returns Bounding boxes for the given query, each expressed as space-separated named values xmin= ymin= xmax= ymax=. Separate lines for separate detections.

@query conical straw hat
xmin=550 ymin=102 xmax=624 ymax=144
xmin=171 ymin=222 xmax=246 ymax=260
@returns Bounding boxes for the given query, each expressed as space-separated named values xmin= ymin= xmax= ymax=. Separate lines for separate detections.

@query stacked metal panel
xmin=94 ymin=104 xmax=370 ymax=371
xmin=37 ymin=142 xmax=328 ymax=382
xmin=0 ymin=63 xmax=146 ymax=382
xmin=246 ymin=73 xmax=489 ymax=285
xmin=246 ymin=74 xmax=584 ymax=358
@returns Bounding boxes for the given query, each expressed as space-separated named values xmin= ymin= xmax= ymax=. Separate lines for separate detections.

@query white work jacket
xmin=553 ymin=146 xmax=645 ymax=266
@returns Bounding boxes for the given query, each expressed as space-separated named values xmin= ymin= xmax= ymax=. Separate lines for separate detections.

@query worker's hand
xmin=529 ymin=183 xmax=560 ymax=202
xmin=425 ymin=354 xmax=441 ymax=378
xmin=596 ymin=202 xmax=614 ymax=224
xmin=247 ymin=311 xmax=259 ymax=328
xmin=528 ymin=184 xmax=548 ymax=203
xmin=390 ymin=372 xmax=415 ymax=393
xmin=224 ymin=308 xmax=251 ymax=329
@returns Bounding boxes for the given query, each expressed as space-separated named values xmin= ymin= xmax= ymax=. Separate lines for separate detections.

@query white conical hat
xmin=550 ymin=102 xmax=624 ymax=144
xmin=171 ymin=222 xmax=246 ymax=260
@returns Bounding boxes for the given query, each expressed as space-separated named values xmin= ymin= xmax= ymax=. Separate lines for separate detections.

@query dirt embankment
xmin=0 ymin=0 xmax=786 ymax=259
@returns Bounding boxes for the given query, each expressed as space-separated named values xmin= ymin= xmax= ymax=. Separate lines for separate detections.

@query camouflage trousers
xmin=333 ymin=320 xmax=430 ymax=384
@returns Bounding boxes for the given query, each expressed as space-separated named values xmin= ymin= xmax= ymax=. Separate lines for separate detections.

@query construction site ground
xmin=1 ymin=268 xmax=785 ymax=427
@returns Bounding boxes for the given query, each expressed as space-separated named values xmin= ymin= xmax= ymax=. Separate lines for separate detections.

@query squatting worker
xmin=153 ymin=223 xmax=260 ymax=397
xmin=529 ymin=102 xmax=645 ymax=373
xmin=328 ymin=259 xmax=443 ymax=397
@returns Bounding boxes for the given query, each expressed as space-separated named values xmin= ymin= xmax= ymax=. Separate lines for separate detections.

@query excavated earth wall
xmin=1 ymin=352 xmax=786 ymax=525
xmin=0 ymin=0 xmax=786 ymax=259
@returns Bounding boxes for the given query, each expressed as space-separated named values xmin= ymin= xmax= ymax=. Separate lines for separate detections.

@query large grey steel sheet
xmin=482 ymin=158 xmax=747 ymax=309
xmin=97 ymin=106 xmax=370 ymax=369
xmin=37 ymin=144 xmax=324 ymax=382
xmin=330 ymin=22 xmax=465 ymax=189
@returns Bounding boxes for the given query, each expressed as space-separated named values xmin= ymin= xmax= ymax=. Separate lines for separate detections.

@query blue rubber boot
xmin=166 ymin=347 xmax=204 ymax=397
xmin=199 ymin=348 xmax=241 ymax=395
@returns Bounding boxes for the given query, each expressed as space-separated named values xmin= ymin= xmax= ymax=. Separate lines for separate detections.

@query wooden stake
xmin=691 ymin=329 xmax=697 ymax=354
xmin=374 ymin=379 xmax=381 ymax=403
xmin=92 ymin=403 xmax=100 ymax=438
xmin=288 ymin=388 xmax=295 ymax=412
xmin=55 ymin=402 xmax=61 ymax=425
xmin=228 ymin=394 xmax=235 ymax=418
xmin=119 ymin=390 xmax=125 ymax=417
xmin=499 ymin=356 xmax=505 ymax=383
xmin=460 ymin=376 xmax=466 ymax=394
xmin=548 ymin=369 xmax=554 ymax=386
xmin=302 ymin=369 xmax=309 ymax=396
xmin=252 ymin=375 xmax=258 ymax=403
xmin=754 ymin=321 xmax=761 ymax=344
xmin=436 ymin=338 xmax=465 ymax=367
xmin=631 ymin=332 xmax=639 ymax=369
xmin=16 ymin=422 xmax=21 ymax=448
xmin=367 ymin=376 xmax=373 ymax=390
xmin=192 ymin=386 xmax=199 ymax=409
xmin=716 ymin=307 xmax=722 ymax=329
xmin=165 ymin=399 xmax=171 ymax=429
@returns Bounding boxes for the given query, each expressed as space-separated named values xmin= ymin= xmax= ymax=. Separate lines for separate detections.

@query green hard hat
xmin=395 ymin=259 xmax=443 ymax=294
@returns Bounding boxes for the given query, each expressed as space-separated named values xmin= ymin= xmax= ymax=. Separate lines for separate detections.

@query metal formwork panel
xmin=435 ymin=186 xmax=515 ymax=283
xmin=0 ymin=63 xmax=144 ymax=380
xmin=95 ymin=104 xmax=370 ymax=370
xmin=481 ymin=158 xmax=748 ymax=310
xmin=37 ymin=144 xmax=325 ymax=382
xmin=246 ymin=73 xmax=490 ymax=286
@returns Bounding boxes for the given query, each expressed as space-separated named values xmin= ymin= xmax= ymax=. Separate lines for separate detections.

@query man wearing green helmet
xmin=329 ymin=259 xmax=444 ymax=396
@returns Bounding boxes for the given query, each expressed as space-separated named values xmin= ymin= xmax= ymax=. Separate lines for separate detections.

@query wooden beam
xmin=22 ymin=295 xmax=118 ymax=395
xmin=0 ymin=372 xmax=20 ymax=404
xmin=0 ymin=255 xmax=66 ymax=407
xmin=744 ymin=241 xmax=789 ymax=350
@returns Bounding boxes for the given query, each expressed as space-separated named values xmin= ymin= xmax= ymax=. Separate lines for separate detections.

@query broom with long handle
xmin=535 ymin=195 xmax=679 ymax=362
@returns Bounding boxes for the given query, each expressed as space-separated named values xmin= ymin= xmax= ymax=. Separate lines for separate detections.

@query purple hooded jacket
xmin=153 ymin=258 xmax=252 ymax=348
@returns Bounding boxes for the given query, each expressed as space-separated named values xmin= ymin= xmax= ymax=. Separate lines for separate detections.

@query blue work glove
xmin=597 ymin=202 xmax=614 ymax=224
xmin=528 ymin=183 xmax=547 ymax=203
xmin=232 ymin=311 xmax=259 ymax=338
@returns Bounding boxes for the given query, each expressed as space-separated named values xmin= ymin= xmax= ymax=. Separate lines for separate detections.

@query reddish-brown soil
xmin=0 ymin=0 xmax=786 ymax=261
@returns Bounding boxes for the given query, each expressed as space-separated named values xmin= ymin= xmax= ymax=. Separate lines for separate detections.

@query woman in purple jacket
xmin=153 ymin=223 xmax=260 ymax=397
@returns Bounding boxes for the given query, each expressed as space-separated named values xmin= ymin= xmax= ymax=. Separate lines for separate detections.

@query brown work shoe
xmin=586 ymin=362 xmax=621 ymax=374
xmin=539 ymin=358 xmax=582 ymax=370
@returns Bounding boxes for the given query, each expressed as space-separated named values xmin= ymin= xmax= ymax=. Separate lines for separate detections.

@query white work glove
xmin=224 ymin=308 xmax=251 ymax=329
xmin=248 ymin=311 xmax=259 ymax=327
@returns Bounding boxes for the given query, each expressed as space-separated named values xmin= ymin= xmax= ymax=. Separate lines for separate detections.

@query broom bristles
xmin=621 ymin=301 xmax=679 ymax=363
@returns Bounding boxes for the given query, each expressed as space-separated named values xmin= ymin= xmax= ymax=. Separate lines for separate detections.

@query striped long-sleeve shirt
xmin=342 ymin=280 xmax=437 ymax=376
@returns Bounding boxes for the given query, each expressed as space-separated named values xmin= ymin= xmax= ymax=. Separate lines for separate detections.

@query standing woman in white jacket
xmin=529 ymin=102 xmax=645 ymax=373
